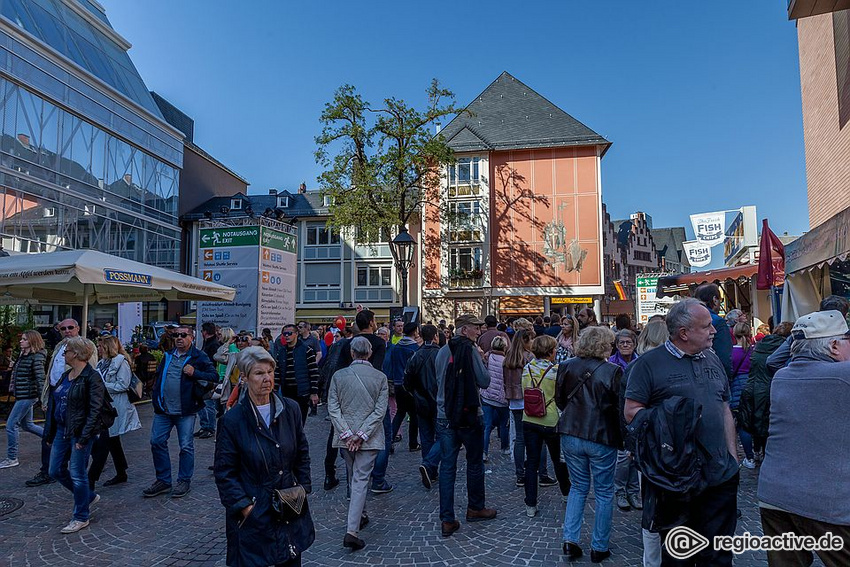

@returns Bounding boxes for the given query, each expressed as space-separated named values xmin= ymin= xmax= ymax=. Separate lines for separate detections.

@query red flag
xmin=756 ymin=219 xmax=785 ymax=290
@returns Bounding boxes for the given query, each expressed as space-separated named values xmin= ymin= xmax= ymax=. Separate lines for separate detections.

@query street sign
xmin=197 ymin=222 xmax=297 ymax=333
xmin=636 ymin=275 xmax=677 ymax=324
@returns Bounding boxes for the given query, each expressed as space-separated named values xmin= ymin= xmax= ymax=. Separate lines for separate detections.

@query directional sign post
xmin=196 ymin=223 xmax=297 ymax=334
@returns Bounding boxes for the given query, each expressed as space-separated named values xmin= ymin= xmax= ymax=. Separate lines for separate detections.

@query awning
xmin=657 ymin=264 xmax=759 ymax=298
xmin=784 ymin=204 xmax=850 ymax=275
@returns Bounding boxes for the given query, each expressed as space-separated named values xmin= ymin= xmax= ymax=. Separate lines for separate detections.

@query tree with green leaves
xmin=314 ymin=79 xmax=460 ymax=244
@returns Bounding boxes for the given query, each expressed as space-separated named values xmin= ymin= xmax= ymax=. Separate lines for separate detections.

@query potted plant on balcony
xmin=449 ymin=268 xmax=484 ymax=287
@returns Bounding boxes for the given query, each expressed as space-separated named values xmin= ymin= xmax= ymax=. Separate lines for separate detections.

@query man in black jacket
xmin=196 ymin=321 xmax=222 ymax=439
xmin=404 ymin=324 xmax=442 ymax=489
xmin=144 ymin=326 xmax=217 ymax=499
xmin=275 ymin=324 xmax=319 ymax=426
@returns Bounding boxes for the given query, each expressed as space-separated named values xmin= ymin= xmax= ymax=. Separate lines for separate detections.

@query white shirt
xmin=256 ymin=403 xmax=271 ymax=427
xmin=50 ymin=343 xmax=67 ymax=386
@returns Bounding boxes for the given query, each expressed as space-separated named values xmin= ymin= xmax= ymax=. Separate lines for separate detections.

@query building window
xmin=449 ymin=246 xmax=483 ymax=279
xmin=323 ymin=195 xmax=334 ymax=207
xmin=230 ymin=198 xmax=242 ymax=210
xmin=277 ymin=196 xmax=289 ymax=208
xmin=357 ymin=266 xmax=392 ymax=287
xmin=447 ymin=157 xmax=482 ymax=196
xmin=305 ymin=224 xmax=341 ymax=245
xmin=448 ymin=200 xmax=483 ymax=242
xmin=43 ymin=207 xmax=55 ymax=217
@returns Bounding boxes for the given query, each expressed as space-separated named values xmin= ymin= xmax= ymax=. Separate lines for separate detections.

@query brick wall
xmin=799 ymin=13 xmax=850 ymax=227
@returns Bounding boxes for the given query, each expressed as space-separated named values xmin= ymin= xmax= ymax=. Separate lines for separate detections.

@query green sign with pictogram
xmin=199 ymin=227 xmax=259 ymax=248
xmin=260 ymin=226 xmax=297 ymax=253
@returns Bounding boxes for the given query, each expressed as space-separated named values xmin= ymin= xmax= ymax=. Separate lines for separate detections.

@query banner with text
xmin=683 ymin=240 xmax=712 ymax=268
xmin=690 ymin=211 xmax=726 ymax=247
xmin=636 ymin=275 xmax=678 ymax=324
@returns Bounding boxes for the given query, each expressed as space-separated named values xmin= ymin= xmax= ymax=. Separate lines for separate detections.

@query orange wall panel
xmin=575 ymin=156 xmax=597 ymax=193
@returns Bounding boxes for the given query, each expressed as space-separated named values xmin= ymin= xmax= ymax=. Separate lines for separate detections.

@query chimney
xmin=299 ymin=182 xmax=307 ymax=194
xmin=16 ymin=133 xmax=30 ymax=147
xmin=269 ymin=188 xmax=278 ymax=196
xmin=435 ymin=122 xmax=442 ymax=134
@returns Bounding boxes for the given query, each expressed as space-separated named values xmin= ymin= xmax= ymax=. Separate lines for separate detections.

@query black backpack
xmin=627 ymin=396 xmax=707 ymax=495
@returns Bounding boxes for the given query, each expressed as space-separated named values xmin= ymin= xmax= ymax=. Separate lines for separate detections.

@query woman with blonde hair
xmin=521 ymin=334 xmax=571 ymax=517
xmin=44 ymin=337 xmax=106 ymax=533
xmin=556 ymin=326 xmax=622 ymax=562
xmin=89 ymin=335 xmax=140 ymax=488
xmin=504 ymin=328 xmax=554 ymax=487
xmin=0 ymin=330 xmax=47 ymax=469
xmin=731 ymin=321 xmax=756 ymax=469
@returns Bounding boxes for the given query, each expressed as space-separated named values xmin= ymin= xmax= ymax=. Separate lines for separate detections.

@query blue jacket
xmin=152 ymin=345 xmax=218 ymax=416
xmin=214 ymin=394 xmax=314 ymax=566
xmin=710 ymin=310 xmax=733 ymax=379
xmin=383 ymin=337 xmax=419 ymax=387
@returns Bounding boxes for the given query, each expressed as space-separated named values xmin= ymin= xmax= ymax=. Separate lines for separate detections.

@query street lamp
xmin=390 ymin=227 xmax=416 ymax=307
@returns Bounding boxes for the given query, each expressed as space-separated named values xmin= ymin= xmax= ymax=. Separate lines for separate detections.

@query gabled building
xmin=420 ymin=72 xmax=611 ymax=321
xmin=652 ymin=226 xmax=690 ymax=274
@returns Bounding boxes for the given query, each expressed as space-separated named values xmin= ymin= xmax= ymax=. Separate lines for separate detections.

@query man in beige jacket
xmin=327 ymin=336 xmax=388 ymax=552
xmin=26 ymin=319 xmax=97 ymax=487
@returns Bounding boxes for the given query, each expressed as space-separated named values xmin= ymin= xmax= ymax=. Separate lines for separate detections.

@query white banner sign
xmin=683 ymin=240 xmax=712 ymax=268
xmin=690 ymin=211 xmax=726 ymax=247
xmin=117 ymin=302 xmax=143 ymax=346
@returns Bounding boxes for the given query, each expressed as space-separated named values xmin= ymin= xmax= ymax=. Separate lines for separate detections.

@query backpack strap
xmin=565 ymin=360 xmax=606 ymax=403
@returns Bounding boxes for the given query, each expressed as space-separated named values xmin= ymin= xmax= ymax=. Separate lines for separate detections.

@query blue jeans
xmin=482 ymin=402 xmax=509 ymax=454
xmin=6 ymin=398 xmax=43 ymax=459
xmin=370 ymin=407 xmax=392 ymax=486
xmin=419 ymin=415 xmax=443 ymax=477
xmin=150 ymin=413 xmax=196 ymax=484
xmin=198 ymin=398 xmax=217 ymax=432
xmin=48 ymin=425 xmax=95 ymax=521
xmin=438 ymin=417 xmax=486 ymax=522
xmin=735 ymin=417 xmax=754 ymax=460
xmin=511 ymin=408 xmax=549 ymax=479
xmin=561 ymin=434 xmax=617 ymax=552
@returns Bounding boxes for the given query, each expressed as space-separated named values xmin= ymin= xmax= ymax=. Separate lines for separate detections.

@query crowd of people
xmin=0 ymin=288 xmax=848 ymax=566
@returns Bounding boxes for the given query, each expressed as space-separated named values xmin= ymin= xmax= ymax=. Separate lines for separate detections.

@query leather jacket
xmin=44 ymin=363 xmax=106 ymax=446
xmin=403 ymin=343 xmax=441 ymax=418
xmin=554 ymin=356 xmax=623 ymax=449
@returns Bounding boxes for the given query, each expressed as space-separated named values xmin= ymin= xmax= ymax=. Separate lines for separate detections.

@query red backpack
xmin=523 ymin=363 xmax=555 ymax=418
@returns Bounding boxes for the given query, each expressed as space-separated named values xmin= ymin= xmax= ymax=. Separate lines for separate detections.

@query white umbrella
xmin=0 ymin=249 xmax=235 ymax=333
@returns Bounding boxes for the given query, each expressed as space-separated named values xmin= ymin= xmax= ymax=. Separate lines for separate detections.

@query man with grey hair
xmin=757 ymin=310 xmax=850 ymax=566
xmin=625 ymin=298 xmax=739 ymax=566
xmin=327 ymin=336 xmax=389 ymax=551
xmin=434 ymin=314 xmax=497 ymax=538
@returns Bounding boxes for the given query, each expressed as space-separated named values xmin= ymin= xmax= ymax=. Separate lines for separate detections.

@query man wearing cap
xmin=625 ymin=298 xmax=739 ymax=566
xmin=434 ymin=314 xmax=497 ymax=537
xmin=478 ymin=315 xmax=509 ymax=353
xmin=757 ymin=310 xmax=850 ymax=566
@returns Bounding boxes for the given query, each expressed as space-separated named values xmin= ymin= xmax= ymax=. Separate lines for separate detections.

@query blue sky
xmin=103 ymin=0 xmax=808 ymax=240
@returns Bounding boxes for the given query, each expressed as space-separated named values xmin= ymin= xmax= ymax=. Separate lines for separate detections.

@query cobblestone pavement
xmin=0 ymin=403 xmax=791 ymax=566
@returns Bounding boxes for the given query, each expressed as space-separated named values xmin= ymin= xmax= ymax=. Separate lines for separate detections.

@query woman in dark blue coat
xmin=214 ymin=347 xmax=314 ymax=567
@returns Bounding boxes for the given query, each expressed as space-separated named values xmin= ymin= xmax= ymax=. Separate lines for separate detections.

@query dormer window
xmin=230 ymin=198 xmax=242 ymax=210
xmin=323 ymin=195 xmax=333 ymax=207
xmin=278 ymin=196 xmax=289 ymax=208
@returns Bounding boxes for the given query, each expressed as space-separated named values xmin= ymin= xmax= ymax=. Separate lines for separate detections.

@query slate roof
xmin=652 ymin=227 xmax=691 ymax=268
xmin=440 ymin=72 xmax=611 ymax=154
xmin=181 ymin=190 xmax=328 ymax=221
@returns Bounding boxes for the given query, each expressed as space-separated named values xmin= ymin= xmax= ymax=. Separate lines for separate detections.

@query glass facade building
xmin=0 ymin=0 xmax=183 ymax=268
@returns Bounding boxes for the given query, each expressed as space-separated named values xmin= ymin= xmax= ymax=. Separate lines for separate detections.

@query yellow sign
xmin=551 ymin=297 xmax=593 ymax=305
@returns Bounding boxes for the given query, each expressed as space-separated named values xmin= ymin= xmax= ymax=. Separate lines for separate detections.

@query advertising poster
xmin=117 ymin=302 xmax=142 ymax=346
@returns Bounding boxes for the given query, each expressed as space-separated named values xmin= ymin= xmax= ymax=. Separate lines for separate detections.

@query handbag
xmin=127 ymin=373 xmax=143 ymax=403
xmin=271 ymin=485 xmax=308 ymax=522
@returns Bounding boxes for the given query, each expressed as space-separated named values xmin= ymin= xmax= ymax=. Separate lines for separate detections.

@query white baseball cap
xmin=792 ymin=310 xmax=850 ymax=339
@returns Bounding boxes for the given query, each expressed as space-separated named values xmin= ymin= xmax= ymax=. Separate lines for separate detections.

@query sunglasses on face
xmin=173 ymin=332 xmax=190 ymax=338
xmin=282 ymin=331 xmax=295 ymax=336
xmin=60 ymin=326 xmax=76 ymax=331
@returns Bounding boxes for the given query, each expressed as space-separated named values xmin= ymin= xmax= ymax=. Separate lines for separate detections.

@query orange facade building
xmin=417 ymin=72 xmax=611 ymax=322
